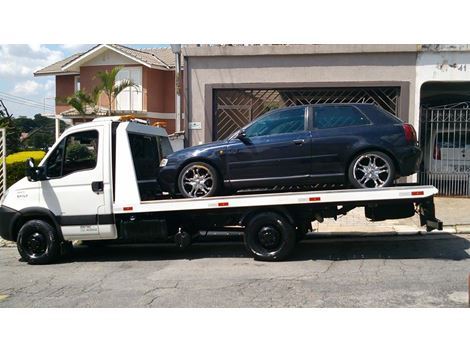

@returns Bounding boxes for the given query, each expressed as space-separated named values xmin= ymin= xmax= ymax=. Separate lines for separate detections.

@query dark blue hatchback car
xmin=158 ymin=104 xmax=421 ymax=198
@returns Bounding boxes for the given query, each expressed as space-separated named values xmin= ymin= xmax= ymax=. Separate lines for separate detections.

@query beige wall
xmin=185 ymin=52 xmax=418 ymax=145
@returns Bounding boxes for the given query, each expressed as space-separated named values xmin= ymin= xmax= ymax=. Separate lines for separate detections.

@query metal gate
xmin=0 ymin=128 xmax=6 ymax=199
xmin=214 ymin=86 xmax=401 ymax=140
xmin=419 ymin=103 xmax=470 ymax=196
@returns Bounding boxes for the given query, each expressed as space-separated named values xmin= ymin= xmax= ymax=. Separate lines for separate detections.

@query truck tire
xmin=244 ymin=212 xmax=296 ymax=261
xmin=17 ymin=220 xmax=61 ymax=265
xmin=178 ymin=162 xmax=220 ymax=198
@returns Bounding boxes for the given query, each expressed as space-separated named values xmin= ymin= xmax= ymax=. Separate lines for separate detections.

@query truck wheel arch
xmin=11 ymin=207 xmax=63 ymax=242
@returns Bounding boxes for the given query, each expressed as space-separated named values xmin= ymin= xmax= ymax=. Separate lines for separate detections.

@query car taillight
xmin=433 ymin=144 xmax=441 ymax=160
xmin=403 ymin=123 xmax=417 ymax=144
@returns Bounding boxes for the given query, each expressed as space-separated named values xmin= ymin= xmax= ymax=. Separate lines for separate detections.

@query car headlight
xmin=159 ymin=158 xmax=168 ymax=167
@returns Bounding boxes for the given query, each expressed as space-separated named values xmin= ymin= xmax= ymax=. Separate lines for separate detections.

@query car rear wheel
xmin=348 ymin=151 xmax=395 ymax=188
xmin=178 ymin=162 xmax=220 ymax=198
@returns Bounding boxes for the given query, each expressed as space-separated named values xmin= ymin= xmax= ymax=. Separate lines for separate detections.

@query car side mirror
xmin=25 ymin=158 xmax=46 ymax=182
xmin=236 ymin=130 xmax=250 ymax=143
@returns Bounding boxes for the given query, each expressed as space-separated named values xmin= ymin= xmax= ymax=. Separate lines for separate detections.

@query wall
xmin=145 ymin=67 xmax=175 ymax=113
xmin=55 ymin=75 xmax=77 ymax=114
xmin=186 ymin=52 xmax=418 ymax=145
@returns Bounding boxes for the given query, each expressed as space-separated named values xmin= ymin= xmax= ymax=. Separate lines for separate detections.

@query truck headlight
xmin=159 ymin=158 xmax=168 ymax=167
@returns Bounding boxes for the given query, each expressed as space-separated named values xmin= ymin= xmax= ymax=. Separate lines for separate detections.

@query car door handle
xmin=91 ymin=181 xmax=104 ymax=193
xmin=293 ymin=139 xmax=305 ymax=145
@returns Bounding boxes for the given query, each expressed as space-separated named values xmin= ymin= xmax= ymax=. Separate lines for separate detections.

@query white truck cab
xmin=0 ymin=117 xmax=442 ymax=264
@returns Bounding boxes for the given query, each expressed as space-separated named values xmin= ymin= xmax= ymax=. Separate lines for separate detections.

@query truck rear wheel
xmin=244 ymin=212 xmax=296 ymax=261
xmin=17 ymin=220 xmax=61 ymax=265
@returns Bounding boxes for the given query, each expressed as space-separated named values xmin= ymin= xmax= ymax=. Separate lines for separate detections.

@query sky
xmin=0 ymin=44 xmax=168 ymax=118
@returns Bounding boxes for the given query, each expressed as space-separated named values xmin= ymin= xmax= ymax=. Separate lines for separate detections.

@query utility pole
xmin=170 ymin=44 xmax=182 ymax=133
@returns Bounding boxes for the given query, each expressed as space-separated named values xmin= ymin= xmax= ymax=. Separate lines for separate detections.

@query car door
xmin=39 ymin=127 xmax=113 ymax=239
xmin=226 ymin=106 xmax=311 ymax=187
xmin=310 ymin=105 xmax=372 ymax=179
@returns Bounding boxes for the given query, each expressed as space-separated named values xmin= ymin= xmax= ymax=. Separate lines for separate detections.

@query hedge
xmin=4 ymin=151 xmax=46 ymax=188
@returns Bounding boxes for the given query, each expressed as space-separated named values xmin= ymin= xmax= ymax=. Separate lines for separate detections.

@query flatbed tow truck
xmin=0 ymin=117 xmax=442 ymax=264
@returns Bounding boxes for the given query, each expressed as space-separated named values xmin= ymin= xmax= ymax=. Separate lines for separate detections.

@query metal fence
xmin=0 ymin=128 xmax=6 ymax=199
xmin=213 ymin=87 xmax=401 ymax=140
xmin=419 ymin=104 xmax=470 ymax=196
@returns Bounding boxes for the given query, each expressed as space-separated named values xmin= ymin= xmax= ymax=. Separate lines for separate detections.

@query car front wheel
xmin=177 ymin=162 xmax=220 ymax=198
xmin=348 ymin=151 xmax=395 ymax=188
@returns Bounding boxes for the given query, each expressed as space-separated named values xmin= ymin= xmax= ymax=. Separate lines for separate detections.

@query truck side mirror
xmin=25 ymin=158 xmax=38 ymax=182
xmin=25 ymin=158 xmax=46 ymax=182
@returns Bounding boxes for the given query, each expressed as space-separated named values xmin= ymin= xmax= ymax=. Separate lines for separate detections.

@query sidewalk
xmin=316 ymin=197 xmax=470 ymax=233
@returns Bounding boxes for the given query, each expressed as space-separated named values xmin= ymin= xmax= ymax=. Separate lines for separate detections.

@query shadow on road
xmin=66 ymin=233 xmax=470 ymax=263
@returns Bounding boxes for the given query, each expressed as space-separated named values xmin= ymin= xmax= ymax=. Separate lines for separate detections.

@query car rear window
xmin=436 ymin=131 xmax=470 ymax=148
xmin=314 ymin=106 xmax=370 ymax=129
xmin=358 ymin=104 xmax=403 ymax=125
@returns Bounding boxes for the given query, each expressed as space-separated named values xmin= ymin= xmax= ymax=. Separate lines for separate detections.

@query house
xmin=34 ymin=44 xmax=181 ymax=134
xmin=182 ymin=44 xmax=470 ymax=196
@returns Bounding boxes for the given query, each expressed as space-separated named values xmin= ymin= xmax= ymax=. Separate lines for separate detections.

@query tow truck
xmin=0 ymin=117 xmax=442 ymax=264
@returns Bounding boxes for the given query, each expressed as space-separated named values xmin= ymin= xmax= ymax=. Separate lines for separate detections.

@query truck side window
xmin=46 ymin=138 xmax=66 ymax=178
xmin=63 ymin=130 xmax=99 ymax=176
xmin=46 ymin=130 xmax=98 ymax=178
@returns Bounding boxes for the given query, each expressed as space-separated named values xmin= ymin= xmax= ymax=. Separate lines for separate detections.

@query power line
xmin=0 ymin=95 xmax=55 ymax=112
xmin=0 ymin=91 xmax=56 ymax=109
xmin=0 ymin=95 xmax=56 ymax=112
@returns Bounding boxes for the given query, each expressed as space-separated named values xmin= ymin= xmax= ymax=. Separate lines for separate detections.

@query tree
xmin=61 ymin=87 xmax=101 ymax=115
xmin=95 ymin=66 xmax=137 ymax=115
xmin=0 ymin=115 xmax=21 ymax=154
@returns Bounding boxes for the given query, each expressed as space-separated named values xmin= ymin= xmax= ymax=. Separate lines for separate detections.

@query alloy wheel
xmin=181 ymin=165 xmax=215 ymax=197
xmin=352 ymin=153 xmax=392 ymax=188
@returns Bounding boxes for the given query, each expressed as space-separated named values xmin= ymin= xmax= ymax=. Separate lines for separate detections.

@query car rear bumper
xmin=397 ymin=146 xmax=422 ymax=176
xmin=0 ymin=205 xmax=19 ymax=241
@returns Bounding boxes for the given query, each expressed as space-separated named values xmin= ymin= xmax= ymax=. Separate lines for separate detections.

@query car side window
xmin=314 ymin=106 xmax=370 ymax=129
xmin=245 ymin=107 xmax=306 ymax=137
xmin=46 ymin=130 xmax=99 ymax=178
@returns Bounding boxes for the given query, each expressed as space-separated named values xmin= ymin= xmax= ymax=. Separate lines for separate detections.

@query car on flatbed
xmin=0 ymin=117 xmax=440 ymax=265
xmin=158 ymin=103 xmax=421 ymax=198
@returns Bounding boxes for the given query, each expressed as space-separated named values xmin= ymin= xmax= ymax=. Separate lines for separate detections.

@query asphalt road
xmin=1 ymin=233 xmax=469 ymax=307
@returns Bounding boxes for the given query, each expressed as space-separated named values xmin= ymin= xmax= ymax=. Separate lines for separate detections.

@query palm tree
xmin=95 ymin=66 xmax=137 ymax=116
xmin=63 ymin=87 xmax=101 ymax=115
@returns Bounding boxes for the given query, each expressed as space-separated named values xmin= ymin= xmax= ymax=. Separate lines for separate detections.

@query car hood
xmin=166 ymin=139 xmax=229 ymax=160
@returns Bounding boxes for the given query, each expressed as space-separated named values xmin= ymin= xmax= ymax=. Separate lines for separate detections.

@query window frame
xmin=44 ymin=129 xmax=99 ymax=179
xmin=241 ymin=106 xmax=308 ymax=139
xmin=311 ymin=105 xmax=372 ymax=131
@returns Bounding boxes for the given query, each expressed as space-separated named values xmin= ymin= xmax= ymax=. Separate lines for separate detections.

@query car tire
xmin=348 ymin=151 xmax=395 ymax=189
xmin=177 ymin=161 xmax=220 ymax=198
xmin=244 ymin=212 xmax=296 ymax=261
xmin=17 ymin=220 xmax=61 ymax=265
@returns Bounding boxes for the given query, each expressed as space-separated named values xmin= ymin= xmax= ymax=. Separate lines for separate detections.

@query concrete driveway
xmin=0 ymin=233 xmax=469 ymax=307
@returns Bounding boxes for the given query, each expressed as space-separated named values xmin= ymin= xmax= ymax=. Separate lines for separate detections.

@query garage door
xmin=213 ymin=87 xmax=401 ymax=140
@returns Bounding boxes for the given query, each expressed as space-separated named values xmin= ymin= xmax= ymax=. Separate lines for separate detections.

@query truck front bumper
xmin=0 ymin=205 xmax=19 ymax=241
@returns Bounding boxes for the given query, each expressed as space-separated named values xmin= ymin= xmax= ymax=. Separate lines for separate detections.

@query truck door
xmin=40 ymin=126 xmax=115 ymax=239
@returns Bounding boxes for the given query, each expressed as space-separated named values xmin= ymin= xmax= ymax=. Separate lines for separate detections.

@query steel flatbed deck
xmin=114 ymin=185 xmax=439 ymax=214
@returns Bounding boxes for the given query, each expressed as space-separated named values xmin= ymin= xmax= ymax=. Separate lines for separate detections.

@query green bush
xmin=6 ymin=157 xmax=43 ymax=188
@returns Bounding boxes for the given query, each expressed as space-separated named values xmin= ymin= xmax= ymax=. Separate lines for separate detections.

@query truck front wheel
xmin=17 ymin=220 xmax=61 ymax=265
xmin=244 ymin=212 xmax=296 ymax=261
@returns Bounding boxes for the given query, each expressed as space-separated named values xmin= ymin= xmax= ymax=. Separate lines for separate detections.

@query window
xmin=128 ymin=133 xmax=159 ymax=181
xmin=128 ymin=133 xmax=162 ymax=201
xmin=74 ymin=76 xmax=80 ymax=92
xmin=245 ymin=107 xmax=306 ymax=137
xmin=158 ymin=136 xmax=173 ymax=159
xmin=45 ymin=130 xmax=98 ymax=178
xmin=115 ymin=67 xmax=143 ymax=111
xmin=314 ymin=106 xmax=370 ymax=129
